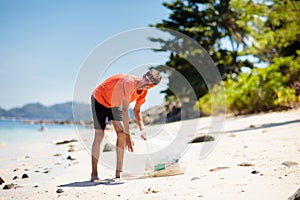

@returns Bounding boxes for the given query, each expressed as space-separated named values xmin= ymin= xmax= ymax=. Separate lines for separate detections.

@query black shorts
xmin=91 ymin=95 xmax=122 ymax=130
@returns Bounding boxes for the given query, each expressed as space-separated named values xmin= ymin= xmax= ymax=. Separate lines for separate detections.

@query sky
xmin=0 ymin=0 xmax=171 ymax=110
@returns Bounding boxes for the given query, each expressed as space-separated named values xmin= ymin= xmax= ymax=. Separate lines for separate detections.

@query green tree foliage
xmin=196 ymin=0 xmax=300 ymax=115
xmin=153 ymin=0 xmax=253 ymax=101
xmin=196 ymin=53 xmax=300 ymax=115
xmin=230 ymin=0 xmax=300 ymax=61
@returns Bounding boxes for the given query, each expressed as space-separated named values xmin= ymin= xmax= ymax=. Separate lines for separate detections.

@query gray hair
xmin=145 ymin=69 xmax=162 ymax=85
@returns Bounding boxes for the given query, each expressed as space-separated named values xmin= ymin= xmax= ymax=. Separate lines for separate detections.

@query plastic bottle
xmin=145 ymin=158 xmax=153 ymax=172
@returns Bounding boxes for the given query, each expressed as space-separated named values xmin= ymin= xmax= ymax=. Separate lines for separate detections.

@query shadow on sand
xmin=227 ymin=119 xmax=300 ymax=133
xmin=58 ymin=179 xmax=125 ymax=188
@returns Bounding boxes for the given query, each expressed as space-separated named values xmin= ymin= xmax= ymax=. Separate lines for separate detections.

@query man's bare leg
xmin=112 ymin=121 xmax=126 ymax=178
xmin=91 ymin=129 xmax=104 ymax=182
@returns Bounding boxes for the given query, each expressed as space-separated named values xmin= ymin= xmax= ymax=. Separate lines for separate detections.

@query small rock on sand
xmin=288 ymin=188 xmax=300 ymax=200
xmin=209 ymin=167 xmax=229 ymax=172
xmin=237 ymin=162 xmax=254 ymax=167
xmin=144 ymin=187 xmax=159 ymax=194
xmin=0 ymin=177 xmax=4 ymax=185
xmin=251 ymin=170 xmax=260 ymax=174
xmin=22 ymin=174 xmax=29 ymax=179
xmin=68 ymin=147 xmax=75 ymax=152
xmin=3 ymin=183 xmax=14 ymax=190
xmin=191 ymin=177 xmax=200 ymax=181
xmin=56 ymin=188 xmax=64 ymax=193
xmin=66 ymin=155 xmax=76 ymax=161
xmin=103 ymin=143 xmax=115 ymax=152
xmin=282 ymin=161 xmax=298 ymax=168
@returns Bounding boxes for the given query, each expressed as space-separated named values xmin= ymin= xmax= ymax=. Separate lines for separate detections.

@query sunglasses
xmin=145 ymin=75 xmax=156 ymax=88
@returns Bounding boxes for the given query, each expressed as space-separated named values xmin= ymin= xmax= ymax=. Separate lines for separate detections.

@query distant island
xmin=0 ymin=101 xmax=139 ymax=125
xmin=0 ymin=101 xmax=200 ymax=125
xmin=0 ymin=102 xmax=91 ymax=122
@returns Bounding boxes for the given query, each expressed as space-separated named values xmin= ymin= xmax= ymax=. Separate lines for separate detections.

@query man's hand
xmin=140 ymin=130 xmax=147 ymax=141
xmin=125 ymin=134 xmax=134 ymax=152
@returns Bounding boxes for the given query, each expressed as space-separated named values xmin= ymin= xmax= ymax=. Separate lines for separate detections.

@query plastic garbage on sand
xmin=121 ymin=128 xmax=190 ymax=179
xmin=145 ymin=158 xmax=186 ymax=178
xmin=144 ymin=141 xmax=188 ymax=178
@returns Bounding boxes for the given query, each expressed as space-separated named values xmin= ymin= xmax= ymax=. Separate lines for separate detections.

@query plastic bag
xmin=120 ymin=127 xmax=190 ymax=180
xmin=143 ymin=128 xmax=189 ymax=177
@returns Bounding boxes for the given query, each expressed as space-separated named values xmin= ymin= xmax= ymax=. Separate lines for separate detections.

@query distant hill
xmin=0 ymin=107 xmax=7 ymax=116
xmin=0 ymin=101 xmax=200 ymax=123
xmin=0 ymin=102 xmax=92 ymax=121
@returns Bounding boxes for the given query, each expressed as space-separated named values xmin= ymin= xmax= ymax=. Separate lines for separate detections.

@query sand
xmin=1 ymin=108 xmax=300 ymax=200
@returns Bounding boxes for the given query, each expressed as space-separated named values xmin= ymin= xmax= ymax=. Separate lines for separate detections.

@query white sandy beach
xmin=1 ymin=109 xmax=300 ymax=200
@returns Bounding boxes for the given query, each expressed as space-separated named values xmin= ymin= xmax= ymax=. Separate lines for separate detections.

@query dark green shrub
xmin=195 ymin=53 xmax=300 ymax=115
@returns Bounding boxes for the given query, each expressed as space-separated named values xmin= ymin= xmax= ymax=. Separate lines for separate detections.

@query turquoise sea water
xmin=0 ymin=119 xmax=86 ymax=144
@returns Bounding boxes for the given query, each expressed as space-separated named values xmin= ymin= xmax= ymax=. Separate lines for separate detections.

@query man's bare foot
xmin=90 ymin=176 xmax=101 ymax=182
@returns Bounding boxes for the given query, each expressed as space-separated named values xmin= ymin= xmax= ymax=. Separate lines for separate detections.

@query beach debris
xmin=251 ymin=170 xmax=260 ymax=174
xmin=144 ymin=187 xmax=159 ymax=194
xmin=209 ymin=167 xmax=229 ymax=172
xmin=55 ymin=139 xmax=78 ymax=145
xmin=66 ymin=155 xmax=76 ymax=161
xmin=3 ymin=183 xmax=14 ymax=190
xmin=189 ymin=135 xmax=215 ymax=143
xmin=282 ymin=161 xmax=298 ymax=168
xmin=103 ymin=143 xmax=115 ymax=152
xmin=53 ymin=153 xmax=62 ymax=157
xmin=147 ymin=163 xmax=185 ymax=177
xmin=249 ymin=125 xmax=256 ymax=128
xmin=13 ymin=176 xmax=18 ymax=180
xmin=288 ymin=188 xmax=300 ymax=200
xmin=56 ymin=188 xmax=64 ymax=193
xmin=0 ymin=177 xmax=4 ymax=185
xmin=191 ymin=177 xmax=200 ymax=181
xmin=68 ymin=146 xmax=75 ymax=152
xmin=22 ymin=174 xmax=29 ymax=179
xmin=237 ymin=162 xmax=254 ymax=167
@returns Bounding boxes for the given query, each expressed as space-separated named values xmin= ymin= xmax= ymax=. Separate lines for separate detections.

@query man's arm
xmin=133 ymin=103 xmax=145 ymax=131
xmin=122 ymin=99 xmax=134 ymax=152
xmin=122 ymin=99 xmax=131 ymax=134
